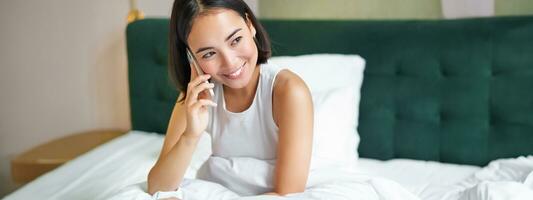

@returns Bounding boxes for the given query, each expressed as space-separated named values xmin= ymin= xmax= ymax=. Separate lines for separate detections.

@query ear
xmin=245 ymin=13 xmax=256 ymax=37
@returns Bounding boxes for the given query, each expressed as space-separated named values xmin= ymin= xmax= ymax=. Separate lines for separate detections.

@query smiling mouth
xmin=223 ymin=62 xmax=246 ymax=79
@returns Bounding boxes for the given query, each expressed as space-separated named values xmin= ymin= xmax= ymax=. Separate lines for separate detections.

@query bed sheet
xmin=4 ymin=131 xmax=168 ymax=200
xmin=4 ymin=130 xmax=529 ymax=200
xmin=356 ymin=158 xmax=479 ymax=199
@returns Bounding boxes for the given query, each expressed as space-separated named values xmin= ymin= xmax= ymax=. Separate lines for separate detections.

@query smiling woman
xmin=146 ymin=0 xmax=314 ymax=198
xmin=168 ymin=0 xmax=271 ymax=98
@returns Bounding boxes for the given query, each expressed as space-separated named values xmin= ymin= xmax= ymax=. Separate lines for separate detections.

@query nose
xmin=220 ymin=50 xmax=239 ymax=69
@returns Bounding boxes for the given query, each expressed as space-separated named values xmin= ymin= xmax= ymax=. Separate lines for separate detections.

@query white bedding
xmin=4 ymin=130 xmax=533 ymax=200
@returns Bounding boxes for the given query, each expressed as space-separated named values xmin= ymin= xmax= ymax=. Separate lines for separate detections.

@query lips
xmin=222 ymin=62 xmax=246 ymax=79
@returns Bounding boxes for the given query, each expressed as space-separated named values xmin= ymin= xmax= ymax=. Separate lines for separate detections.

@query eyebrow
xmin=195 ymin=28 xmax=242 ymax=54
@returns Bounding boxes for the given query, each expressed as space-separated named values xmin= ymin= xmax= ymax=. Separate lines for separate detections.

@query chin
xmin=222 ymin=76 xmax=252 ymax=89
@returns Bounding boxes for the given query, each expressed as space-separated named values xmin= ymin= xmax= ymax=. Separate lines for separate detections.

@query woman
xmin=147 ymin=0 xmax=313 ymax=197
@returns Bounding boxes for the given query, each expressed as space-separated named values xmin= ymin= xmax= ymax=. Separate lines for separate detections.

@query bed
xmin=5 ymin=16 xmax=533 ymax=199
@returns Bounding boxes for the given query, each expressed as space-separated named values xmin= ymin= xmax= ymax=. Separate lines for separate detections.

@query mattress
xmin=4 ymin=130 xmax=531 ymax=200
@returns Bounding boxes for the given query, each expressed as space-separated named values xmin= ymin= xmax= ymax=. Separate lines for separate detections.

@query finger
xmin=187 ymin=74 xmax=211 ymax=91
xmin=189 ymin=99 xmax=217 ymax=115
xmin=197 ymin=88 xmax=212 ymax=100
xmin=187 ymin=82 xmax=215 ymax=106
xmin=190 ymin=82 xmax=214 ymax=97
xmin=191 ymin=99 xmax=218 ymax=111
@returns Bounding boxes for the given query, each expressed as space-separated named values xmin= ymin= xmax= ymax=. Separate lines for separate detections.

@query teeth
xmin=230 ymin=67 xmax=242 ymax=76
xmin=226 ymin=65 xmax=243 ymax=78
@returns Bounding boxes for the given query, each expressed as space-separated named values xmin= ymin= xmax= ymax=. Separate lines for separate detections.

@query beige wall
xmin=0 ymin=0 xmax=132 ymax=196
xmin=496 ymin=0 xmax=533 ymax=16
xmin=259 ymin=0 xmax=533 ymax=19
xmin=260 ymin=0 xmax=442 ymax=19
xmin=138 ymin=0 xmax=174 ymax=17
xmin=0 ymin=0 xmax=211 ymax=196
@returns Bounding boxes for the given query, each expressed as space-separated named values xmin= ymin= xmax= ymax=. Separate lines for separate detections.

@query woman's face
xmin=187 ymin=8 xmax=258 ymax=89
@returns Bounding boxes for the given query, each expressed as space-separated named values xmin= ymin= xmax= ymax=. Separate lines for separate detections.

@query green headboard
xmin=126 ymin=16 xmax=533 ymax=166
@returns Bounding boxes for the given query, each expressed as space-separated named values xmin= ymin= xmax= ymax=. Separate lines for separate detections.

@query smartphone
xmin=186 ymin=48 xmax=215 ymax=98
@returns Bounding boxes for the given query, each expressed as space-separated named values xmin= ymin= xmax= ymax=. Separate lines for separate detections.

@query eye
xmin=231 ymin=36 xmax=242 ymax=46
xmin=202 ymin=51 xmax=215 ymax=59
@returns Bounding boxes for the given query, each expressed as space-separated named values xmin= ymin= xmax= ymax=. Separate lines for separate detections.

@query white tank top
xmin=206 ymin=63 xmax=282 ymax=160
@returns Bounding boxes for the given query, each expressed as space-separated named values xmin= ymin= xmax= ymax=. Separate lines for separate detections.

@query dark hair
xmin=169 ymin=0 xmax=271 ymax=102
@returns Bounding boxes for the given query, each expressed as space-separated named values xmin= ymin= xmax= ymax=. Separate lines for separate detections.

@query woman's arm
xmin=147 ymin=74 xmax=216 ymax=195
xmin=147 ymin=94 xmax=195 ymax=195
xmin=269 ymin=70 xmax=314 ymax=195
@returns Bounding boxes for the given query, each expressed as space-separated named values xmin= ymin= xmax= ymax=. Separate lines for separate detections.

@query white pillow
xmin=267 ymin=54 xmax=365 ymax=93
xmin=310 ymin=86 xmax=360 ymax=169
xmin=267 ymin=54 xmax=365 ymax=168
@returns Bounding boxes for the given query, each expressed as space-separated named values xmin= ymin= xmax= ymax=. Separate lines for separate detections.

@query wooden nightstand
xmin=11 ymin=129 xmax=128 ymax=184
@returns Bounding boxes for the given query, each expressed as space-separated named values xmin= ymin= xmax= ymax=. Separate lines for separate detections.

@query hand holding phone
xmin=186 ymin=48 xmax=215 ymax=98
xmin=183 ymin=48 xmax=217 ymax=139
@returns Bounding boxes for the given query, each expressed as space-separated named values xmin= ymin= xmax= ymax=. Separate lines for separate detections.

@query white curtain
xmin=441 ymin=0 xmax=494 ymax=19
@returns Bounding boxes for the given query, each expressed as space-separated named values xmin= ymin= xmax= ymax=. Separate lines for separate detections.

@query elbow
xmin=146 ymin=165 xmax=180 ymax=195
xmin=147 ymin=166 xmax=167 ymax=195
xmin=275 ymin=186 xmax=306 ymax=196
xmin=146 ymin=168 xmax=157 ymax=195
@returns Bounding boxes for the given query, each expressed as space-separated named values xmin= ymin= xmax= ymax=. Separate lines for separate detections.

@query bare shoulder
xmin=272 ymin=69 xmax=312 ymax=125
xmin=273 ymin=69 xmax=310 ymax=97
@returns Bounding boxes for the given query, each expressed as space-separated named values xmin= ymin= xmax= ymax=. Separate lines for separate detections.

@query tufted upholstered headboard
xmin=126 ymin=16 xmax=533 ymax=166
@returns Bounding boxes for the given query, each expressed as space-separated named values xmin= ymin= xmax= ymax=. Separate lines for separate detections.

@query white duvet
xmin=111 ymin=156 xmax=533 ymax=200
xmin=110 ymin=161 xmax=420 ymax=200
xmin=5 ymin=131 xmax=533 ymax=200
xmin=106 ymin=132 xmax=533 ymax=200
xmin=109 ymin=131 xmax=419 ymax=200
xmin=432 ymin=156 xmax=533 ymax=200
